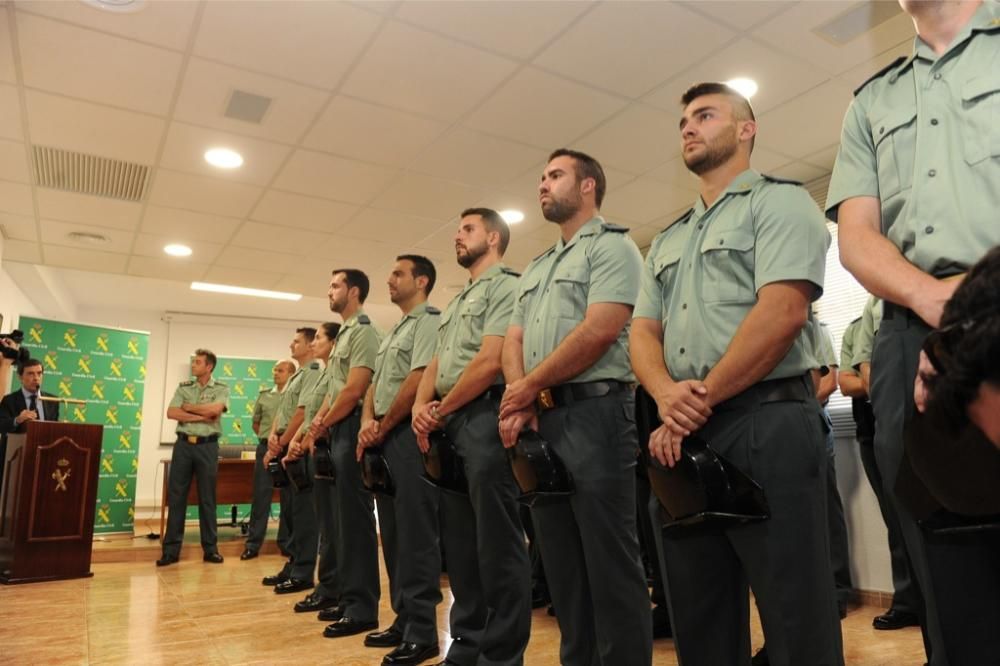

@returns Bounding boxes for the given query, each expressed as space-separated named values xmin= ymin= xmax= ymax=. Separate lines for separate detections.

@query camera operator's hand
xmin=15 ymin=409 xmax=38 ymax=426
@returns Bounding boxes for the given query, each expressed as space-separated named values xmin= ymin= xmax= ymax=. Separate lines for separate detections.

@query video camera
xmin=0 ymin=330 xmax=30 ymax=363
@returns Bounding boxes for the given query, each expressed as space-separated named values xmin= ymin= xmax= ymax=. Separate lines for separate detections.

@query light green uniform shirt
xmin=298 ymin=361 xmax=328 ymax=424
xmin=826 ymin=1 xmax=1000 ymax=275
xmin=252 ymin=386 xmax=281 ymax=438
xmin=274 ymin=366 xmax=305 ymax=433
xmin=434 ymin=263 xmax=519 ymax=397
xmin=512 ymin=216 xmax=642 ymax=383
xmin=326 ymin=311 xmax=381 ymax=408
xmin=169 ymin=376 xmax=230 ymax=437
xmin=851 ymin=296 xmax=883 ymax=369
xmin=840 ymin=318 xmax=863 ymax=376
xmin=634 ymin=170 xmax=830 ymax=382
xmin=805 ymin=318 xmax=838 ymax=373
xmin=373 ymin=302 xmax=440 ymax=417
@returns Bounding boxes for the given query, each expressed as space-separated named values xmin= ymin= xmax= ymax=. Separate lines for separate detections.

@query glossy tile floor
xmin=1 ymin=546 xmax=926 ymax=665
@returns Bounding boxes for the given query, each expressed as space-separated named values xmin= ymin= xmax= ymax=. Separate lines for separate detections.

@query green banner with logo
xmin=184 ymin=356 xmax=277 ymax=521
xmin=15 ymin=316 xmax=149 ymax=534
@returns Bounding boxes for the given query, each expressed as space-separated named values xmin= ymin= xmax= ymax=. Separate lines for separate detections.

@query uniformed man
xmin=309 ymin=269 xmax=382 ymax=638
xmin=157 ymin=349 xmax=230 ymax=566
xmin=260 ymin=328 xmax=321 ymax=595
xmin=811 ymin=317 xmax=853 ymax=618
xmin=839 ymin=300 xmax=920 ymax=632
xmin=630 ymin=83 xmax=840 ymax=666
xmin=357 ymin=255 xmax=442 ymax=666
xmin=499 ymin=149 xmax=651 ymax=666
xmin=412 ymin=208 xmax=530 ymax=666
xmin=827 ymin=1 xmax=1000 ymax=661
xmin=283 ymin=323 xmax=340 ymax=607
xmin=242 ymin=358 xmax=296 ymax=561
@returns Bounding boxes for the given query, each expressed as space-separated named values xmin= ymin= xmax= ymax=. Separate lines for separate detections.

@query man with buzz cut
xmin=630 ymin=83 xmax=840 ymax=666
xmin=158 ymin=349 xmax=230 ymax=567
xmin=412 ymin=207 xmax=530 ymax=666
xmin=309 ymin=269 xmax=382 ymax=639
xmin=243 ymin=358 xmax=296 ymax=561
xmin=357 ymin=254 xmax=442 ymax=666
xmin=499 ymin=149 xmax=650 ymax=666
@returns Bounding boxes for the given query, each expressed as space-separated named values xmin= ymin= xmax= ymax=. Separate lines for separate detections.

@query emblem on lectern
xmin=52 ymin=459 xmax=71 ymax=492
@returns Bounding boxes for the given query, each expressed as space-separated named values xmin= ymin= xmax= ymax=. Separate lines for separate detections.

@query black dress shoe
xmin=262 ymin=572 xmax=289 ymax=586
xmin=155 ymin=554 xmax=179 ymax=567
xmin=364 ymin=627 xmax=403 ymax=648
xmin=203 ymin=552 xmax=224 ymax=564
xmin=873 ymin=608 xmax=919 ymax=630
xmin=382 ymin=642 xmax=440 ymax=665
xmin=274 ymin=578 xmax=314 ymax=594
xmin=323 ymin=617 xmax=378 ymax=638
xmin=240 ymin=549 xmax=258 ymax=560
xmin=294 ymin=593 xmax=339 ymax=613
xmin=318 ymin=605 xmax=345 ymax=622
xmin=751 ymin=645 xmax=769 ymax=666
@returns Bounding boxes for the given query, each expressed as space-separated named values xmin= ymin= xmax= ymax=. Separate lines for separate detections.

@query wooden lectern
xmin=0 ymin=421 xmax=103 ymax=584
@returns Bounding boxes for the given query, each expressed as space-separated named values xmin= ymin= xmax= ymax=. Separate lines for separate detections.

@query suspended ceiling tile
xmin=141 ymin=206 xmax=242 ymax=244
xmin=148 ymin=170 xmax=262 ymax=219
xmin=272 ymin=149 xmax=397 ymax=205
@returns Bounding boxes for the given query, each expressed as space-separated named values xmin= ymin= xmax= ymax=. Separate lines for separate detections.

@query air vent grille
xmin=31 ymin=145 xmax=150 ymax=202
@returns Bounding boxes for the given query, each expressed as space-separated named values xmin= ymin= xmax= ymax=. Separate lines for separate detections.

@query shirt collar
xmin=555 ymin=216 xmax=603 ymax=253
xmin=461 ymin=262 xmax=506 ymax=296
xmin=692 ymin=169 xmax=761 ymax=218
xmin=907 ymin=1 xmax=999 ymax=66
xmin=21 ymin=387 xmax=38 ymax=400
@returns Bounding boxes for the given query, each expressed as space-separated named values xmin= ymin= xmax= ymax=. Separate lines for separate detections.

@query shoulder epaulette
xmin=761 ymin=174 xmax=803 ymax=186
xmin=853 ymin=56 xmax=906 ymax=96
xmin=259 ymin=385 xmax=272 ymax=393
xmin=357 ymin=314 xmax=371 ymax=325
xmin=500 ymin=266 xmax=521 ymax=278
xmin=425 ymin=305 xmax=441 ymax=315
xmin=180 ymin=380 xmax=195 ymax=386
xmin=849 ymin=316 xmax=863 ymax=324
xmin=600 ymin=221 xmax=629 ymax=233
xmin=212 ymin=380 xmax=228 ymax=387
xmin=665 ymin=208 xmax=694 ymax=230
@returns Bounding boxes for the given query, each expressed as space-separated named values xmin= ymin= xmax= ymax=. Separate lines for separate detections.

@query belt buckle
xmin=186 ymin=435 xmax=198 ymax=444
xmin=537 ymin=388 xmax=555 ymax=411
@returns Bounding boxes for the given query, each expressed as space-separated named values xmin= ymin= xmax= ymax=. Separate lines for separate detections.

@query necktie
xmin=29 ymin=394 xmax=40 ymax=420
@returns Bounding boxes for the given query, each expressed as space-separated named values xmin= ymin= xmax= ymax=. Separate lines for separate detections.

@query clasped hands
xmin=648 ymin=380 xmax=712 ymax=468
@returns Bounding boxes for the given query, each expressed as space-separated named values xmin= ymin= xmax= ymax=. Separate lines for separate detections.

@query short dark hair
xmin=17 ymin=358 xmax=42 ymax=375
xmin=923 ymin=246 xmax=1000 ymax=426
xmin=296 ymin=326 xmax=317 ymax=342
xmin=320 ymin=322 xmax=342 ymax=342
xmin=195 ymin=349 xmax=217 ymax=371
xmin=547 ymin=149 xmax=607 ymax=208
xmin=680 ymin=82 xmax=756 ymax=153
xmin=332 ymin=268 xmax=370 ymax=303
xmin=460 ymin=207 xmax=510 ymax=255
xmin=397 ymin=254 xmax=437 ymax=296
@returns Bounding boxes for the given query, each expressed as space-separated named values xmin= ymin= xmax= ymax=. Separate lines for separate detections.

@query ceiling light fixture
xmin=81 ymin=0 xmax=146 ymax=13
xmin=725 ymin=78 xmax=759 ymax=100
xmin=204 ymin=147 xmax=244 ymax=169
xmin=191 ymin=282 xmax=302 ymax=301
xmin=164 ymin=243 xmax=193 ymax=257
xmin=499 ymin=209 xmax=525 ymax=224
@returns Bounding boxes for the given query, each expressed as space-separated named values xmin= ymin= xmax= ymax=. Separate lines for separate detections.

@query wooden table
xmin=159 ymin=458 xmax=278 ymax=539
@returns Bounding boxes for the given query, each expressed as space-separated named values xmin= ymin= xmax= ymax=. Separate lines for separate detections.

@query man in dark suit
xmin=0 ymin=358 xmax=59 ymax=482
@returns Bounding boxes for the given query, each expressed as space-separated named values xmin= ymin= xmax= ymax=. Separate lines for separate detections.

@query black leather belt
xmin=536 ymin=380 xmax=630 ymax=411
xmin=754 ymin=375 xmax=810 ymax=404
xmin=258 ymin=437 xmax=268 ymax=445
xmin=179 ymin=434 xmax=219 ymax=445
xmin=881 ymin=302 xmax=915 ymax=321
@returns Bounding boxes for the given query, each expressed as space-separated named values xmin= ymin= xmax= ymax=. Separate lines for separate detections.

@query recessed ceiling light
xmin=164 ymin=243 xmax=192 ymax=257
xmin=499 ymin=209 xmax=525 ymax=224
xmin=204 ymin=147 xmax=243 ymax=169
xmin=81 ymin=0 xmax=146 ymax=13
xmin=67 ymin=231 xmax=110 ymax=246
xmin=725 ymin=78 xmax=759 ymax=100
xmin=191 ymin=282 xmax=302 ymax=301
